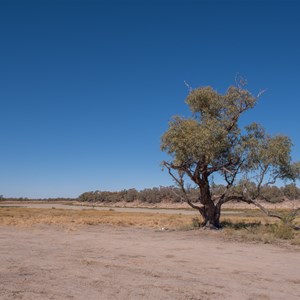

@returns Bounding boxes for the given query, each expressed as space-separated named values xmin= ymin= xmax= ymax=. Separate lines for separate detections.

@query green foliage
xmin=186 ymin=86 xmax=256 ymax=122
xmin=161 ymin=116 xmax=231 ymax=166
xmin=161 ymin=84 xmax=257 ymax=170
xmin=242 ymin=124 xmax=292 ymax=172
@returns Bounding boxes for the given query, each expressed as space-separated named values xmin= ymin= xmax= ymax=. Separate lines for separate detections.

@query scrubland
xmin=1 ymin=205 xmax=299 ymax=245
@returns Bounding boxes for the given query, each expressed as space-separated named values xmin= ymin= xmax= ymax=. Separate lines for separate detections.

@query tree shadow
xmin=221 ymin=220 xmax=262 ymax=230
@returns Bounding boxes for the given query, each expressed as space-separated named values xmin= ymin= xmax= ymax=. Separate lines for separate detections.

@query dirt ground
xmin=0 ymin=224 xmax=299 ymax=300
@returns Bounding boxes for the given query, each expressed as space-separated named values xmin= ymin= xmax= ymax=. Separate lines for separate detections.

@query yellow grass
xmin=0 ymin=207 xmax=199 ymax=229
xmin=0 ymin=207 xmax=299 ymax=231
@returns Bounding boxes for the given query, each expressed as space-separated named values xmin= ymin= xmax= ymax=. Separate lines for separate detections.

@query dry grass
xmin=221 ymin=206 xmax=300 ymax=243
xmin=223 ymin=224 xmax=300 ymax=244
xmin=1 ymin=207 xmax=299 ymax=245
xmin=222 ymin=214 xmax=300 ymax=244
xmin=0 ymin=207 xmax=199 ymax=229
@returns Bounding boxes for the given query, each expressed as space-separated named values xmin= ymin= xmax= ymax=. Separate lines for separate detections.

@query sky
xmin=1 ymin=0 xmax=300 ymax=198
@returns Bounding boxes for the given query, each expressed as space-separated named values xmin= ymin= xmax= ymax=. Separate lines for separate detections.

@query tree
xmin=161 ymin=79 xmax=300 ymax=228
xmin=283 ymin=183 xmax=300 ymax=200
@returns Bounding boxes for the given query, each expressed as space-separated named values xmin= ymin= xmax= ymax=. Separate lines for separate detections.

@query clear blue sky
xmin=1 ymin=0 xmax=299 ymax=198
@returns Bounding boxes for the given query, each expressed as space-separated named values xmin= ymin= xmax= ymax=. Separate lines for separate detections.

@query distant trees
xmin=2 ymin=185 xmax=299 ymax=204
xmin=0 ymin=197 xmax=76 ymax=202
xmin=78 ymin=186 xmax=192 ymax=203
xmin=282 ymin=183 xmax=300 ymax=200
xmin=161 ymin=79 xmax=300 ymax=228
xmin=77 ymin=184 xmax=300 ymax=204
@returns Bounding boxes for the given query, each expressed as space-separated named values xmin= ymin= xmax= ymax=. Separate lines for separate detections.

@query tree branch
xmin=163 ymin=161 xmax=204 ymax=212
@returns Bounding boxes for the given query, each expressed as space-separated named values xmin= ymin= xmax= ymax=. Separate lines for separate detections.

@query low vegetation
xmin=0 ymin=207 xmax=198 ymax=229
xmin=223 ymin=222 xmax=300 ymax=245
xmin=1 ymin=207 xmax=299 ymax=245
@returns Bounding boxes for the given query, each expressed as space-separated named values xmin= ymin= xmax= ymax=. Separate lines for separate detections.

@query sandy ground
xmin=0 ymin=224 xmax=299 ymax=300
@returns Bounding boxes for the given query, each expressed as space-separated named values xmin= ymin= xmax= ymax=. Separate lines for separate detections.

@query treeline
xmin=78 ymin=184 xmax=300 ymax=204
xmin=78 ymin=187 xmax=184 ymax=203
xmin=1 ymin=184 xmax=299 ymax=204
xmin=0 ymin=196 xmax=76 ymax=202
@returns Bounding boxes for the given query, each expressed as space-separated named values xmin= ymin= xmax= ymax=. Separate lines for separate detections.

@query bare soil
xmin=1 ymin=224 xmax=299 ymax=300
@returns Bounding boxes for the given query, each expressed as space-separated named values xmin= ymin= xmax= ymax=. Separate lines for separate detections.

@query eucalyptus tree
xmin=161 ymin=80 xmax=300 ymax=228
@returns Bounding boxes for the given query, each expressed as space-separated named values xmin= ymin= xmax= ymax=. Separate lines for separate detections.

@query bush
xmin=282 ymin=184 xmax=300 ymax=200
xmin=260 ymin=186 xmax=282 ymax=202
xmin=270 ymin=224 xmax=295 ymax=240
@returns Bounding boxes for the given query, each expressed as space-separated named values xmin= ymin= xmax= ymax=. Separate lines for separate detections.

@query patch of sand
xmin=0 ymin=224 xmax=299 ymax=299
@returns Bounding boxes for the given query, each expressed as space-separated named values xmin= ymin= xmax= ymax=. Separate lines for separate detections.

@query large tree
xmin=161 ymin=80 xmax=300 ymax=228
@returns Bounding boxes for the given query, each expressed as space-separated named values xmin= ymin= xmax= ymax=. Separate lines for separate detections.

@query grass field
xmin=0 ymin=206 xmax=299 ymax=245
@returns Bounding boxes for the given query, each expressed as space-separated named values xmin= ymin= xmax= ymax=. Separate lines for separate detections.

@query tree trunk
xmin=198 ymin=179 xmax=221 ymax=229
xmin=200 ymin=204 xmax=221 ymax=229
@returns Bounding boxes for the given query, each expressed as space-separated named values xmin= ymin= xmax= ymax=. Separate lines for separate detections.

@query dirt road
xmin=0 ymin=224 xmax=299 ymax=300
